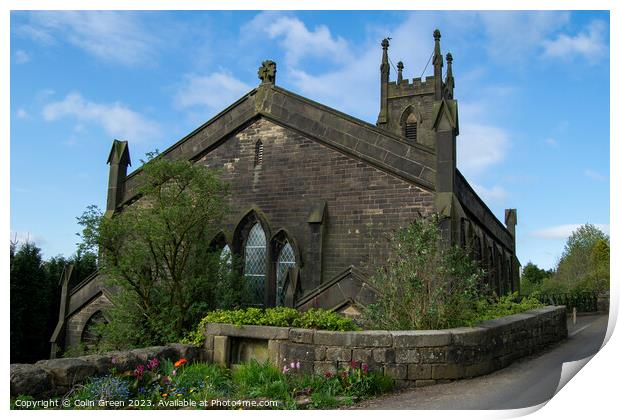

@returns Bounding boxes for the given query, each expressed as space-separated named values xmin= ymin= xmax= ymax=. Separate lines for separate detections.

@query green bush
xmin=362 ymin=215 xmax=486 ymax=330
xmin=184 ymin=307 xmax=359 ymax=345
xmin=464 ymin=293 xmax=543 ymax=326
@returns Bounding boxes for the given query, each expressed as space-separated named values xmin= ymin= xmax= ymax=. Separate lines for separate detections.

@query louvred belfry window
xmin=404 ymin=113 xmax=418 ymax=142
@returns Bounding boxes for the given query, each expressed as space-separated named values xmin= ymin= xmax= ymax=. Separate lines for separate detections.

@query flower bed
xmin=11 ymin=357 xmax=393 ymax=410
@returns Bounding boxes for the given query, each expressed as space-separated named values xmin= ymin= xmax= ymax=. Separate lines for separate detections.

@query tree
xmin=10 ymin=241 xmax=54 ymax=363
xmin=519 ymin=262 xmax=554 ymax=296
xmin=78 ymin=153 xmax=245 ymax=349
xmin=554 ymin=224 xmax=609 ymax=293
xmin=521 ymin=262 xmax=552 ymax=285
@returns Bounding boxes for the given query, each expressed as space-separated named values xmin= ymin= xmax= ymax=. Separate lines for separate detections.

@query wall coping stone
xmin=205 ymin=323 xmax=290 ymax=340
xmin=202 ymin=306 xmax=566 ymax=342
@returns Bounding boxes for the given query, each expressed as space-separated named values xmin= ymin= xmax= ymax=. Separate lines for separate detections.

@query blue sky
xmin=10 ymin=10 xmax=609 ymax=270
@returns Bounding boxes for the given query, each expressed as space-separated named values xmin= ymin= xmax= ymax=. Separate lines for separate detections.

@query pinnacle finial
xmin=381 ymin=37 xmax=391 ymax=49
xmin=397 ymin=61 xmax=404 ymax=84
xmin=433 ymin=29 xmax=441 ymax=41
xmin=258 ymin=60 xmax=277 ymax=84
xmin=446 ymin=52 xmax=453 ymax=63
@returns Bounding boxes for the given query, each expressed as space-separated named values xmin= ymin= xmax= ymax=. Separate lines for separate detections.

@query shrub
xmin=362 ymin=215 xmax=486 ymax=330
xmin=184 ymin=307 xmax=359 ymax=344
xmin=464 ymin=293 xmax=543 ymax=326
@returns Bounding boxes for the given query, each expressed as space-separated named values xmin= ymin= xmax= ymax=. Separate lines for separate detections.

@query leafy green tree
xmin=363 ymin=215 xmax=486 ymax=330
xmin=521 ymin=262 xmax=552 ymax=285
xmin=78 ymin=153 xmax=245 ymax=349
xmin=554 ymin=224 xmax=609 ymax=292
xmin=519 ymin=262 xmax=554 ymax=296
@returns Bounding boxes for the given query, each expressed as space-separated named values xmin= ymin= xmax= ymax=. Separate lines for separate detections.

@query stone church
xmin=51 ymin=30 xmax=519 ymax=355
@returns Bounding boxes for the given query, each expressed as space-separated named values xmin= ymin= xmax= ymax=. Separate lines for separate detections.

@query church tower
xmin=376 ymin=29 xmax=458 ymax=152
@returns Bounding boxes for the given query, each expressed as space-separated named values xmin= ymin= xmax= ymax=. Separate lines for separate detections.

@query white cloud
xmin=14 ymin=49 xmax=30 ymax=64
xmin=531 ymin=224 xmax=610 ymax=240
xmin=478 ymin=11 xmax=571 ymax=63
xmin=17 ymin=11 xmax=157 ymax=66
xmin=16 ymin=108 xmax=29 ymax=119
xmin=457 ymin=121 xmax=510 ymax=175
xmin=543 ymin=20 xmax=608 ymax=62
xmin=584 ymin=169 xmax=607 ymax=181
xmin=43 ymin=92 xmax=160 ymax=143
xmin=470 ymin=183 xmax=509 ymax=203
xmin=174 ymin=72 xmax=251 ymax=110
xmin=253 ymin=14 xmax=351 ymax=66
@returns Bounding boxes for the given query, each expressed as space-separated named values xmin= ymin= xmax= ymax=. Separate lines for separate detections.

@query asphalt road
xmin=351 ymin=313 xmax=609 ymax=410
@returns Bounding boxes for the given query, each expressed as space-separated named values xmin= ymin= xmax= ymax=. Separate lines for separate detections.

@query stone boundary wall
xmin=203 ymin=306 xmax=567 ymax=388
xmin=10 ymin=344 xmax=205 ymax=399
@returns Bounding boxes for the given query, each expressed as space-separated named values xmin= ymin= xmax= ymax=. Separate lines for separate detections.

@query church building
xmin=51 ymin=30 xmax=519 ymax=354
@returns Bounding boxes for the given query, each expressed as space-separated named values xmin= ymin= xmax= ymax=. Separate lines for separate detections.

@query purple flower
xmin=295 ymin=361 xmax=301 ymax=369
xmin=282 ymin=365 xmax=290 ymax=374
xmin=362 ymin=363 xmax=369 ymax=374
xmin=172 ymin=369 xmax=177 ymax=376
xmin=290 ymin=361 xmax=295 ymax=369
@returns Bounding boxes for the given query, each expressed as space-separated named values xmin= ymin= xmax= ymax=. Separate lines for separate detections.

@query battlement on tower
xmin=387 ymin=75 xmax=436 ymax=97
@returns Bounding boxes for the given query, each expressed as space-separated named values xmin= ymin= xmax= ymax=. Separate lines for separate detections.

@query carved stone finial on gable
xmin=258 ymin=60 xmax=277 ymax=84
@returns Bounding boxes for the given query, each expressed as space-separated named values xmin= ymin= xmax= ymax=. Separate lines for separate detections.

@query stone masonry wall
xmin=203 ymin=306 xmax=567 ymax=388
xmin=10 ymin=344 xmax=204 ymax=398
xmin=199 ymin=118 xmax=435 ymax=285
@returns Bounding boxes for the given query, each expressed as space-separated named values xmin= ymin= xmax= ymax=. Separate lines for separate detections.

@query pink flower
xmin=324 ymin=371 xmax=333 ymax=378
xmin=111 ymin=357 xmax=118 ymax=365
xmin=351 ymin=360 xmax=358 ymax=369
xmin=295 ymin=361 xmax=301 ymax=369
xmin=290 ymin=361 xmax=295 ymax=369
xmin=282 ymin=365 xmax=290 ymax=374
xmin=146 ymin=358 xmax=159 ymax=370
xmin=134 ymin=364 xmax=145 ymax=377
xmin=362 ymin=363 xmax=369 ymax=374
xmin=172 ymin=369 xmax=177 ymax=376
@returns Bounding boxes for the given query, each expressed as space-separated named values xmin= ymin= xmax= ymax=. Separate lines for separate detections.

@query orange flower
xmin=174 ymin=358 xmax=187 ymax=368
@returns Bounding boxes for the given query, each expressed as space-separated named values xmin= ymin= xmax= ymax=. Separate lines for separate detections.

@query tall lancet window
xmin=254 ymin=140 xmax=263 ymax=167
xmin=244 ymin=223 xmax=266 ymax=305
xmin=404 ymin=113 xmax=418 ymax=142
xmin=276 ymin=242 xmax=296 ymax=306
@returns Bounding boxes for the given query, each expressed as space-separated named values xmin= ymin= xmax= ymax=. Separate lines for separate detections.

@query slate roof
xmin=122 ymin=84 xmax=437 ymax=204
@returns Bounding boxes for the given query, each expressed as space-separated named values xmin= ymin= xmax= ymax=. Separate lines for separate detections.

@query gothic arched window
xmin=404 ymin=113 xmax=418 ymax=142
xmin=244 ymin=223 xmax=266 ymax=304
xmin=276 ymin=242 xmax=296 ymax=306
